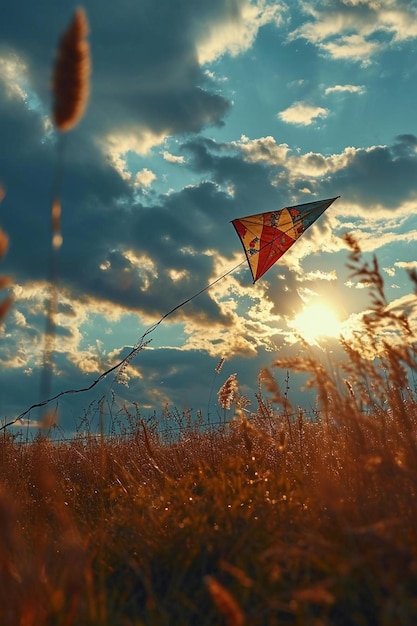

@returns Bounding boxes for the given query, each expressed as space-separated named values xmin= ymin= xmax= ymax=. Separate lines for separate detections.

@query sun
xmin=290 ymin=302 xmax=342 ymax=345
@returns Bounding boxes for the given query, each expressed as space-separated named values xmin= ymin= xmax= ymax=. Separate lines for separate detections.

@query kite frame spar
xmin=2 ymin=196 xmax=339 ymax=429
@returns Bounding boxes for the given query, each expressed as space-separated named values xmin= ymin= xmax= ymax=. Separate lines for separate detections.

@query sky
xmin=1 ymin=0 xmax=417 ymax=435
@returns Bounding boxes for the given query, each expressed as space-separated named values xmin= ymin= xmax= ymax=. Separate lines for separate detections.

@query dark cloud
xmin=0 ymin=93 xmax=132 ymax=281
xmin=0 ymin=0 xmax=233 ymax=139
xmin=0 ymin=0 xmax=243 ymax=324
xmin=182 ymin=137 xmax=292 ymax=208
xmin=321 ymin=138 xmax=417 ymax=207
xmin=392 ymin=134 xmax=417 ymax=158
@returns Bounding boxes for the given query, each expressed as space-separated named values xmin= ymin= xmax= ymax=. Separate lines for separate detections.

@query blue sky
xmin=1 ymin=0 xmax=417 ymax=434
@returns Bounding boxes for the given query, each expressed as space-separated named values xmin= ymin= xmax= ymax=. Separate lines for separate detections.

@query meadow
xmin=1 ymin=9 xmax=417 ymax=625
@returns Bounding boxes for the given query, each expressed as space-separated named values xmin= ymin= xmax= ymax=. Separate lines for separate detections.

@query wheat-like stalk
xmin=52 ymin=8 xmax=90 ymax=132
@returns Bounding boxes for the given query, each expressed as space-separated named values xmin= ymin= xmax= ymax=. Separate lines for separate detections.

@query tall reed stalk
xmin=40 ymin=8 xmax=91 ymax=414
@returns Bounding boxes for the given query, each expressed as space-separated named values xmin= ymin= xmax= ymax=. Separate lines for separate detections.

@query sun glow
xmin=290 ymin=302 xmax=342 ymax=345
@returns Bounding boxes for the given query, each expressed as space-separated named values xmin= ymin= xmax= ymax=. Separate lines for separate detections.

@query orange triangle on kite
xmin=232 ymin=196 xmax=339 ymax=283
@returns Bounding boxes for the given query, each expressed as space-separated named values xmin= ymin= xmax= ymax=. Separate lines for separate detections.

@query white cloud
xmin=395 ymin=260 xmax=417 ymax=270
xmin=291 ymin=1 xmax=417 ymax=62
xmin=0 ymin=54 xmax=28 ymax=101
xmin=278 ymin=102 xmax=329 ymax=126
xmin=321 ymin=34 xmax=381 ymax=63
xmin=121 ymin=250 xmax=158 ymax=292
xmin=235 ymin=135 xmax=290 ymax=164
xmin=0 ymin=52 xmax=51 ymax=134
xmin=162 ymin=151 xmax=185 ymax=164
xmin=13 ymin=310 xmax=27 ymax=327
xmin=197 ymin=0 xmax=286 ymax=63
xmin=134 ymin=168 xmax=156 ymax=188
xmin=99 ymin=129 xmax=165 ymax=182
xmin=233 ymin=136 xmax=365 ymax=179
xmin=284 ymin=145 xmax=359 ymax=178
xmin=168 ymin=269 xmax=190 ymax=282
xmin=325 ymin=84 xmax=366 ymax=95
xmin=303 ymin=270 xmax=337 ymax=282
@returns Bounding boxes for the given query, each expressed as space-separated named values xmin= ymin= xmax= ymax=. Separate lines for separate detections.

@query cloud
xmin=0 ymin=53 xmax=29 ymax=102
xmin=291 ymin=0 xmax=417 ymax=62
xmin=325 ymin=84 xmax=366 ymax=95
xmin=278 ymin=102 xmax=329 ymax=126
xmin=236 ymin=135 xmax=290 ymax=165
xmin=395 ymin=260 xmax=417 ymax=270
xmin=134 ymin=169 xmax=157 ymax=188
xmin=196 ymin=0 xmax=287 ymax=63
xmin=162 ymin=151 xmax=185 ymax=164
xmin=0 ymin=1 xmax=234 ymax=149
xmin=225 ymin=134 xmax=417 ymax=210
xmin=100 ymin=130 xmax=168 ymax=174
xmin=321 ymin=34 xmax=381 ymax=63
xmin=302 ymin=269 xmax=337 ymax=282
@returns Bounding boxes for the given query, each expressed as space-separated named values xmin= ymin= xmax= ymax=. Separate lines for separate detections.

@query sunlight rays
xmin=289 ymin=302 xmax=342 ymax=346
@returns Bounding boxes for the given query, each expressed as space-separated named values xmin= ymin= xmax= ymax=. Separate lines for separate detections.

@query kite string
xmin=1 ymin=257 xmax=247 ymax=430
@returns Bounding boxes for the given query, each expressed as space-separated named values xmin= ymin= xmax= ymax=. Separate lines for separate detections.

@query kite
xmin=231 ymin=196 xmax=339 ymax=283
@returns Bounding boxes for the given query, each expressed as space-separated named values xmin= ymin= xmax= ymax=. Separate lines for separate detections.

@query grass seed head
xmin=52 ymin=8 xmax=91 ymax=132
xmin=218 ymin=373 xmax=238 ymax=410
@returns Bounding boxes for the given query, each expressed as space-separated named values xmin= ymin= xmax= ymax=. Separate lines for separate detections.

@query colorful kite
xmin=231 ymin=196 xmax=339 ymax=283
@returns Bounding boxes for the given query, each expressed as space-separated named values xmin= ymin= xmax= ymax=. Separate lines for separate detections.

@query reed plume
xmin=52 ymin=8 xmax=90 ymax=132
xmin=218 ymin=373 xmax=238 ymax=410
